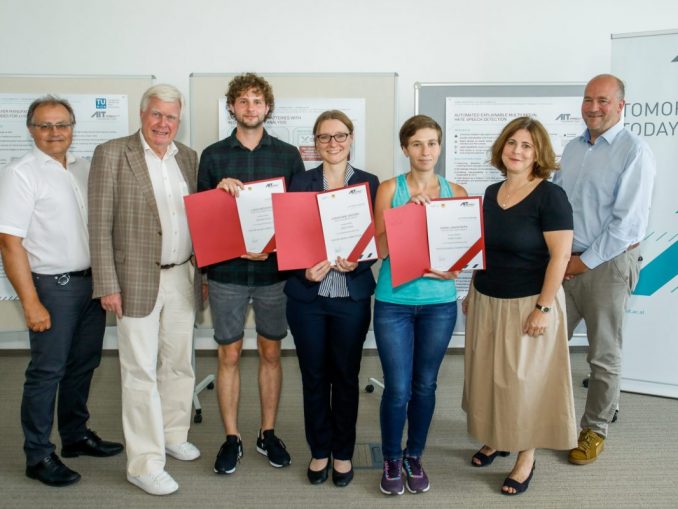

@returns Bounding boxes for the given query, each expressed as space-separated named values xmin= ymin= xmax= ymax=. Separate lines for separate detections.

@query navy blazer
xmin=283 ymin=165 xmax=380 ymax=303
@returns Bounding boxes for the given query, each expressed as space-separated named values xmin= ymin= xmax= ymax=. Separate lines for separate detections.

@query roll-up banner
xmin=612 ymin=29 xmax=678 ymax=398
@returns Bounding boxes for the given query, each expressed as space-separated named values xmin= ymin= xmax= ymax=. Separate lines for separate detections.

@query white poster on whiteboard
xmin=444 ymin=96 xmax=585 ymax=297
xmin=0 ymin=93 xmax=129 ymax=167
xmin=445 ymin=96 xmax=584 ymax=197
xmin=612 ymin=30 xmax=678 ymax=399
xmin=218 ymin=98 xmax=366 ymax=171
xmin=0 ymin=93 xmax=129 ymax=299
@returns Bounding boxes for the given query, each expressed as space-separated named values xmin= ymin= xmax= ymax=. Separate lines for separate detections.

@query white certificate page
xmin=426 ymin=199 xmax=484 ymax=271
xmin=316 ymin=185 xmax=377 ymax=263
xmin=235 ymin=178 xmax=285 ymax=253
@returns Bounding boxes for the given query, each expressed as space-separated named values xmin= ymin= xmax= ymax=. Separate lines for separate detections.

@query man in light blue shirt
xmin=554 ymin=74 xmax=655 ymax=465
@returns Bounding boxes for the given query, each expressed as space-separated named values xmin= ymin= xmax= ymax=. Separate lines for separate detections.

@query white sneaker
xmin=166 ymin=441 xmax=201 ymax=461
xmin=127 ymin=470 xmax=178 ymax=495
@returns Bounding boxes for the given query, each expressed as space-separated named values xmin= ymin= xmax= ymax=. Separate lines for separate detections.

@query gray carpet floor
xmin=0 ymin=350 xmax=676 ymax=508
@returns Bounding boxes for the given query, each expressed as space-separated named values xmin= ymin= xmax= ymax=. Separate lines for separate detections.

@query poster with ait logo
xmin=445 ymin=96 xmax=584 ymax=198
xmin=444 ymin=96 xmax=584 ymax=300
xmin=0 ymin=93 xmax=128 ymax=167
xmin=612 ymin=29 xmax=678 ymax=398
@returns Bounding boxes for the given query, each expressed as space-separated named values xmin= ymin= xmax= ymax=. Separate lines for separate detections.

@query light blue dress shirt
xmin=554 ymin=120 xmax=656 ymax=269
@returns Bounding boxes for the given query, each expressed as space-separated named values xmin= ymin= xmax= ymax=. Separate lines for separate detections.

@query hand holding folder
xmin=384 ymin=197 xmax=485 ymax=287
xmin=184 ymin=177 xmax=284 ymax=268
xmin=273 ymin=182 xmax=377 ymax=271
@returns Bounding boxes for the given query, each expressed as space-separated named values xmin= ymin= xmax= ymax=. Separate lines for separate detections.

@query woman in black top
xmin=285 ymin=110 xmax=379 ymax=487
xmin=462 ymin=117 xmax=577 ymax=495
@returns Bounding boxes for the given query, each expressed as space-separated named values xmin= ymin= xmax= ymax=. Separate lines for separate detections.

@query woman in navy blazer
xmin=285 ymin=110 xmax=379 ymax=487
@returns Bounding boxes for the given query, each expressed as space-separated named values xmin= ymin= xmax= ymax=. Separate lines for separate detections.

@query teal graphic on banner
xmin=633 ymin=240 xmax=678 ymax=296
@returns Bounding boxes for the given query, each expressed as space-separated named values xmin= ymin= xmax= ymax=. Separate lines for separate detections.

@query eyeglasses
xmin=30 ymin=122 xmax=75 ymax=132
xmin=315 ymin=132 xmax=350 ymax=144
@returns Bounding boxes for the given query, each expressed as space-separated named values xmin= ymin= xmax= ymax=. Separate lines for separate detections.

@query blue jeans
xmin=374 ymin=300 xmax=457 ymax=460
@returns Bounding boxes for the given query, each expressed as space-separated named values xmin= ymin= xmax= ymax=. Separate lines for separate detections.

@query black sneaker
xmin=256 ymin=429 xmax=291 ymax=468
xmin=214 ymin=435 xmax=243 ymax=474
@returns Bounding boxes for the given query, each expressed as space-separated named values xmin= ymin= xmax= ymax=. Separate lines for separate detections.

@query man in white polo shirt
xmin=0 ymin=96 xmax=123 ymax=487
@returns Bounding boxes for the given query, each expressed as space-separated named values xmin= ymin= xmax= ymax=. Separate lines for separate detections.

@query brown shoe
xmin=568 ymin=429 xmax=605 ymax=465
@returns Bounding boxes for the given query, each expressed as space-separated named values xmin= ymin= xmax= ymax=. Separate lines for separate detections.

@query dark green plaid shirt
xmin=197 ymin=129 xmax=305 ymax=286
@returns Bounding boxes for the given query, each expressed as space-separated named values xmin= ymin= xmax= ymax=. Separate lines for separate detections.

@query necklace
xmin=499 ymin=179 xmax=533 ymax=209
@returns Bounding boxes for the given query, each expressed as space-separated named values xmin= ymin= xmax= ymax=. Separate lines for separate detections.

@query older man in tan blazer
xmin=89 ymin=84 xmax=201 ymax=496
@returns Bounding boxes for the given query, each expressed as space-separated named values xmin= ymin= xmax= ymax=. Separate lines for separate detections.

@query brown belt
xmin=572 ymin=242 xmax=639 ymax=256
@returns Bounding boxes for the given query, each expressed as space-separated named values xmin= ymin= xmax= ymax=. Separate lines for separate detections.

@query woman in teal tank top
xmin=372 ymin=115 xmax=468 ymax=496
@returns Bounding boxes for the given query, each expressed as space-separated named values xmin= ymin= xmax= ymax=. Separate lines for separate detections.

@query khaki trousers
xmin=117 ymin=263 xmax=195 ymax=476
xmin=563 ymin=247 xmax=641 ymax=437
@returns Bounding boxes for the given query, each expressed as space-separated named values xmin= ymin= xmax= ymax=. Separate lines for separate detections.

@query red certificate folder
xmin=383 ymin=203 xmax=429 ymax=287
xmin=384 ymin=197 xmax=485 ymax=287
xmin=184 ymin=189 xmax=246 ymax=268
xmin=272 ymin=192 xmax=326 ymax=270
xmin=273 ymin=182 xmax=377 ymax=270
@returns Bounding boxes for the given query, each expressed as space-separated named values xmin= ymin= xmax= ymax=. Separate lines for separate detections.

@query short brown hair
xmin=399 ymin=115 xmax=442 ymax=148
xmin=312 ymin=110 xmax=354 ymax=136
xmin=226 ymin=73 xmax=275 ymax=120
xmin=26 ymin=95 xmax=75 ymax=127
xmin=490 ymin=116 xmax=557 ymax=179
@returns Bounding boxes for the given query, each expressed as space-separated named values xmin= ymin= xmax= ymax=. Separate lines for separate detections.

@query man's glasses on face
xmin=30 ymin=122 xmax=75 ymax=132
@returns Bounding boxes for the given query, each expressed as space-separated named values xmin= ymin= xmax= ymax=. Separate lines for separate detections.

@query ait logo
xmin=92 ymin=97 xmax=107 ymax=118
xmin=555 ymin=113 xmax=571 ymax=121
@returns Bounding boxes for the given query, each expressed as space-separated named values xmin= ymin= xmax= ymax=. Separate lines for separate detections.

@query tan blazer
xmin=88 ymin=131 xmax=201 ymax=318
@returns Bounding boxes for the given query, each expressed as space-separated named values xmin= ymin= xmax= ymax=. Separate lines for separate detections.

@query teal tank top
xmin=375 ymin=173 xmax=458 ymax=305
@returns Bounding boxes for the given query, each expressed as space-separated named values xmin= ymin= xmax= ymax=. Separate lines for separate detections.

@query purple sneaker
xmin=403 ymin=456 xmax=430 ymax=493
xmin=380 ymin=459 xmax=404 ymax=495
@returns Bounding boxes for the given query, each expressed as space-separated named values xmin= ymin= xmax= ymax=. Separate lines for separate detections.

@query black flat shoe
xmin=26 ymin=453 xmax=81 ymax=487
xmin=332 ymin=463 xmax=354 ymax=487
xmin=501 ymin=461 xmax=536 ymax=496
xmin=471 ymin=448 xmax=510 ymax=467
xmin=307 ymin=459 xmax=330 ymax=485
xmin=62 ymin=429 xmax=124 ymax=458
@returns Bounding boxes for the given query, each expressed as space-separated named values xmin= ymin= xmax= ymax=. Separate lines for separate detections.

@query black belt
xmin=160 ymin=257 xmax=191 ymax=270
xmin=32 ymin=268 xmax=92 ymax=286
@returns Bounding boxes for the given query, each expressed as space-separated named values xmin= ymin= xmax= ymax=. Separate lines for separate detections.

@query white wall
xmin=2 ymin=0 xmax=677 ymax=160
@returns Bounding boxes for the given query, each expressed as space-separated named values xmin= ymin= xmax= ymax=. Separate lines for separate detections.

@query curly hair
xmin=225 ymin=73 xmax=274 ymax=120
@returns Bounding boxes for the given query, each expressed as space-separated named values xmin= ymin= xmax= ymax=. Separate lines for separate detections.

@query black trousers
xmin=22 ymin=273 xmax=105 ymax=465
xmin=287 ymin=295 xmax=371 ymax=460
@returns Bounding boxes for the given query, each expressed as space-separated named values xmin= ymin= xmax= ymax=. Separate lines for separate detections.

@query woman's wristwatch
xmin=535 ymin=303 xmax=551 ymax=313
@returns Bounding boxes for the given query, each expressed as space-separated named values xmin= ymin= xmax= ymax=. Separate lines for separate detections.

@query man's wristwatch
xmin=535 ymin=303 xmax=551 ymax=313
